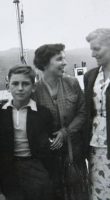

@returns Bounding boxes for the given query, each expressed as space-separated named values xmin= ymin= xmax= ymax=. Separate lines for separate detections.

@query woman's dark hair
xmin=33 ymin=43 xmax=65 ymax=71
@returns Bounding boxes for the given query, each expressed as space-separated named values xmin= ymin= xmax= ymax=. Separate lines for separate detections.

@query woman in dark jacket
xmin=33 ymin=43 xmax=88 ymax=200
xmin=84 ymin=28 xmax=110 ymax=200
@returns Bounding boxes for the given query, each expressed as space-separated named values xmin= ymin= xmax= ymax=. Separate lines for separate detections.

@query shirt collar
xmin=2 ymin=99 xmax=37 ymax=111
xmin=99 ymin=66 xmax=103 ymax=73
xmin=99 ymin=66 xmax=110 ymax=82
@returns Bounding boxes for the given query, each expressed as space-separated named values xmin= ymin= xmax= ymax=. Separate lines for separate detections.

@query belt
xmin=14 ymin=156 xmax=33 ymax=161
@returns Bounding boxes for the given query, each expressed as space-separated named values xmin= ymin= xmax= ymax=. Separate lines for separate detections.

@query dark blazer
xmin=0 ymin=105 xmax=53 ymax=173
xmin=84 ymin=67 xmax=110 ymax=159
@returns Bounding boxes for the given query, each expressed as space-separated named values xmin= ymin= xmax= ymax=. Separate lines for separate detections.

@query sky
xmin=0 ymin=0 xmax=110 ymax=51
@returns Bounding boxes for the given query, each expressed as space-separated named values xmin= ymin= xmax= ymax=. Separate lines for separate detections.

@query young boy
xmin=0 ymin=65 xmax=53 ymax=200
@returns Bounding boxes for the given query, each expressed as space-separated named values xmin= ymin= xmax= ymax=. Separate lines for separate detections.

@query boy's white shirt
xmin=2 ymin=99 xmax=37 ymax=157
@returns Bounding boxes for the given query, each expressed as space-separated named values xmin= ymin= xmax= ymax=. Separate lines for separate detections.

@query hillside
xmin=0 ymin=48 xmax=34 ymax=90
xmin=65 ymin=48 xmax=97 ymax=75
xmin=0 ymin=48 xmax=97 ymax=90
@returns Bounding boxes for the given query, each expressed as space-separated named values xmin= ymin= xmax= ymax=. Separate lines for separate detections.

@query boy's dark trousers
xmin=1 ymin=157 xmax=52 ymax=200
xmin=14 ymin=158 xmax=52 ymax=200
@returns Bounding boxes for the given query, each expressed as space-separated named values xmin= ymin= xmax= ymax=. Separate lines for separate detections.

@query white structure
xmin=0 ymin=90 xmax=12 ymax=104
xmin=74 ymin=65 xmax=87 ymax=90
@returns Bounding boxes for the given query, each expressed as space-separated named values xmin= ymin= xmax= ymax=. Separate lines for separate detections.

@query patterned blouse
xmin=90 ymin=66 xmax=110 ymax=147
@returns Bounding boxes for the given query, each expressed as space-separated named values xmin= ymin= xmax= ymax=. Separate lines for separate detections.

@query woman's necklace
xmin=44 ymin=77 xmax=59 ymax=98
xmin=47 ymin=81 xmax=59 ymax=97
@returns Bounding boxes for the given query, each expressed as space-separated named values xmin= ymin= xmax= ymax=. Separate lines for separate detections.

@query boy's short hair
xmin=8 ymin=65 xmax=36 ymax=84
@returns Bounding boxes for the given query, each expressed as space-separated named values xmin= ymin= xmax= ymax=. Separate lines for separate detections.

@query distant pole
xmin=13 ymin=0 xmax=26 ymax=64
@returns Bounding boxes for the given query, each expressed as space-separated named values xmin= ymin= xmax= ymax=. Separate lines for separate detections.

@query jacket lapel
xmin=106 ymin=84 xmax=110 ymax=158
xmin=40 ymin=80 xmax=55 ymax=108
xmin=87 ymin=67 xmax=99 ymax=97
xmin=4 ymin=107 xmax=14 ymax=152
xmin=57 ymin=78 xmax=67 ymax=127
xmin=86 ymin=67 xmax=99 ymax=113
xmin=26 ymin=108 xmax=34 ymax=144
xmin=6 ymin=106 xmax=14 ymax=133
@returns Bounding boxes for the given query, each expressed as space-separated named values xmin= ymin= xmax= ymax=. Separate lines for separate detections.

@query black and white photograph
xmin=0 ymin=0 xmax=110 ymax=200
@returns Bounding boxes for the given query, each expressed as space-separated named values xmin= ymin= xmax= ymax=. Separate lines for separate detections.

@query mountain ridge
xmin=0 ymin=47 xmax=97 ymax=90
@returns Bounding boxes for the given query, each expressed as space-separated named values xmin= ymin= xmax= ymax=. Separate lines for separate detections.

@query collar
xmin=2 ymin=99 xmax=37 ymax=111
xmin=99 ymin=66 xmax=103 ymax=73
xmin=99 ymin=66 xmax=110 ymax=82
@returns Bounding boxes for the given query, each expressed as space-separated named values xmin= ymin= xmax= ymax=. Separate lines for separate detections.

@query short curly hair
xmin=33 ymin=43 xmax=65 ymax=71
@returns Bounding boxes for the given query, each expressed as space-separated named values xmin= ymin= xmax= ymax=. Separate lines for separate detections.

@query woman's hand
xmin=50 ymin=130 xmax=64 ymax=150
